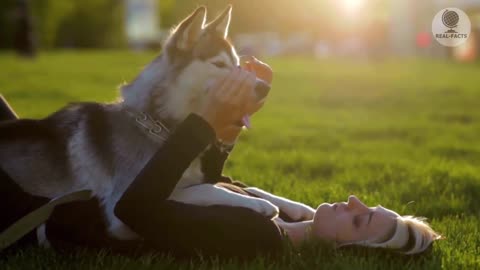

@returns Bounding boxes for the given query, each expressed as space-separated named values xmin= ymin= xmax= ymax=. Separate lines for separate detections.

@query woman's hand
xmin=195 ymin=57 xmax=274 ymax=144
xmin=195 ymin=68 xmax=256 ymax=142
xmin=242 ymin=56 xmax=273 ymax=116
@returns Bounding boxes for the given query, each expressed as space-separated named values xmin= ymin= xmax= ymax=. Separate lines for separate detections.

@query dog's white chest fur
xmin=176 ymin=157 xmax=205 ymax=189
xmin=106 ymin=150 xmax=207 ymax=240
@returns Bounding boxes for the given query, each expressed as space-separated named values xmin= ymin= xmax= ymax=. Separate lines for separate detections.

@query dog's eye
xmin=212 ymin=61 xmax=227 ymax=68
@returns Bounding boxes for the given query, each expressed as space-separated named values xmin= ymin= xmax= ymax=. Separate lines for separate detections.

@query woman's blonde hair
xmin=341 ymin=216 xmax=441 ymax=254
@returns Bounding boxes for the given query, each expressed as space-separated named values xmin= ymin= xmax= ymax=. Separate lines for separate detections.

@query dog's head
xmin=122 ymin=6 xmax=270 ymax=126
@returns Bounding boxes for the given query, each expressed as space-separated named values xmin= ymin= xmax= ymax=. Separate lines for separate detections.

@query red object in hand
xmin=241 ymin=56 xmax=273 ymax=85
xmin=238 ymin=56 xmax=273 ymax=130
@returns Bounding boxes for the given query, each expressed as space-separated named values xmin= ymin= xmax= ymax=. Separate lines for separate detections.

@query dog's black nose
xmin=254 ymin=79 xmax=271 ymax=101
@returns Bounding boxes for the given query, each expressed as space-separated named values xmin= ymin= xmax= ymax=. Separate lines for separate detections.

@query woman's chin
xmin=316 ymin=203 xmax=331 ymax=211
xmin=314 ymin=203 xmax=333 ymax=218
xmin=312 ymin=203 xmax=336 ymax=241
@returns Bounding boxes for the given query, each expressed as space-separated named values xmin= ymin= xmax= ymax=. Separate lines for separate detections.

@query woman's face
xmin=313 ymin=195 xmax=399 ymax=244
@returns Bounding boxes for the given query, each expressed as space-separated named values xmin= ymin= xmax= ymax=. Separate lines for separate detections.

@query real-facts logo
xmin=442 ymin=10 xmax=459 ymax=33
xmin=432 ymin=8 xmax=471 ymax=47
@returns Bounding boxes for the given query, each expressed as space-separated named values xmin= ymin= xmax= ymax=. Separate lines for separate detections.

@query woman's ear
xmin=205 ymin=5 xmax=232 ymax=38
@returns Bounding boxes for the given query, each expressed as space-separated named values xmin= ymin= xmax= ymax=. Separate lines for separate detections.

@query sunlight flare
xmin=340 ymin=0 xmax=365 ymax=13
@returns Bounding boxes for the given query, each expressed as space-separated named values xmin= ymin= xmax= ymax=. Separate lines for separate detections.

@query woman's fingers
xmin=235 ymin=70 xmax=258 ymax=117
xmin=203 ymin=66 xmax=260 ymax=131
xmin=232 ymin=71 xmax=255 ymax=100
xmin=208 ymin=68 xmax=237 ymax=96
xmin=225 ymin=68 xmax=250 ymax=100
xmin=207 ymin=72 xmax=229 ymax=98
xmin=219 ymin=68 xmax=253 ymax=105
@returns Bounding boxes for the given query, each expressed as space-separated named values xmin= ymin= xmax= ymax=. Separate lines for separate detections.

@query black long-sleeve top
xmin=114 ymin=113 xmax=228 ymax=239
xmin=111 ymin=114 xmax=284 ymax=257
xmin=0 ymin=113 xmax=228 ymax=252
xmin=1 ymin=114 xmax=285 ymax=257
xmin=1 ymin=100 xmax=284 ymax=257
xmin=42 ymin=113 xmax=285 ymax=257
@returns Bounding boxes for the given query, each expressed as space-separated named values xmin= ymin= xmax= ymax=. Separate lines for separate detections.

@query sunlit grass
xmin=0 ymin=51 xmax=479 ymax=269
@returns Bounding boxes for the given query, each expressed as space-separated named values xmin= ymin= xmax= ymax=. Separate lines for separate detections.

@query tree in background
xmin=0 ymin=0 xmax=125 ymax=49
xmin=14 ymin=0 xmax=36 ymax=57
xmin=32 ymin=0 xmax=125 ymax=48
xmin=30 ymin=0 xmax=73 ymax=49
xmin=0 ymin=0 xmax=388 ymax=50
xmin=53 ymin=0 xmax=125 ymax=48
xmin=157 ymin=0 xmax=335 ymax=37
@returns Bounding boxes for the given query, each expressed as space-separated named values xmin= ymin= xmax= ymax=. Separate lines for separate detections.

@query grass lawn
xmin=0 ymin=51 xmax=479 ymax=269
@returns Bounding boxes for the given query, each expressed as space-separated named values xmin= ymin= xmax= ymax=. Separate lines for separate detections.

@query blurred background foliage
xmin=0 ymin=0 xmax=125 ymax=48
xmin=1 ymin=0 xmax=477 ymax=62
xmin=0 ymin=0 xmax=389 ymax=49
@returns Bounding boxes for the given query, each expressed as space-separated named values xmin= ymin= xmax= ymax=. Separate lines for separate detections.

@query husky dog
xmin=0 ymin=6 xmax=314 ymax=241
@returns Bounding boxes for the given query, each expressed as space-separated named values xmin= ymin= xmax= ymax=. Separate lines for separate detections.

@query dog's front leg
xmin=169 ymin=184 xmax=279 ymax=218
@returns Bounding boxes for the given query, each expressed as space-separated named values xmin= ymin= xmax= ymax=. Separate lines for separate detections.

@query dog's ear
xmin=174 ymin=6 xmax=206 ymax=50
xmin=206 ymin=5 xmax=232 ymax=38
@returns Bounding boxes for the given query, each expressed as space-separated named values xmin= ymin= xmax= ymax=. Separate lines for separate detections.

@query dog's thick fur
xmin=0 ymin=6 xmax=314 ymax=242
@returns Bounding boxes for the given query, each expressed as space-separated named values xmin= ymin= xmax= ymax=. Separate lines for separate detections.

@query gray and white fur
xmin=0 ymin=6 xmax=314 ymax=241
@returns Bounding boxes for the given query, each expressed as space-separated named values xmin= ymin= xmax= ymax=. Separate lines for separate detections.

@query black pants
xmin=0 ymin=95 xmax=285 ymax=259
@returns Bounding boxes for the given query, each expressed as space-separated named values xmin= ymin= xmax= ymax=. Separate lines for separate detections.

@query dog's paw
xmin=249 ymin=199 xmax=279 ymax=218
xmin=282 ymin=202 xmax=315 ymax=221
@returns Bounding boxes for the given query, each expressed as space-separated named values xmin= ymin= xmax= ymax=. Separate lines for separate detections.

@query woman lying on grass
xmin=0 ymin=57 xmax=440 ymax=259
xmin=209 ymin=58 xmax=441 ymax=255
xmin=274 ymin=195 xmax=440 ymax=254
xmin=217 ymin=182 xmax=440 ymax=255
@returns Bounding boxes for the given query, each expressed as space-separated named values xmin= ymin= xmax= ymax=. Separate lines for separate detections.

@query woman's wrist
xmin=186 ymin=113 xmax=216 ymax=144
xmin=216 ymin=125 xmax=242 ymax=145
xmin=192 ymin=111 xmax=216 ymax=131
xmin=192 ymin=111 xmax=243 ymax=144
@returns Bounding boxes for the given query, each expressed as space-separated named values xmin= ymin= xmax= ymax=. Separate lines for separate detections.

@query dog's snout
xmin=254 ymin=79 xmax=271 ymax=101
